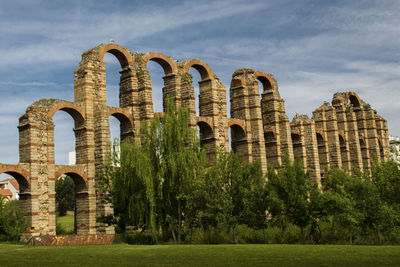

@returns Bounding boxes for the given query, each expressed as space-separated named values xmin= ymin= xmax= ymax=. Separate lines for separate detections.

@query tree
xmin=0 ymin=197 xmax=27 ymax=241
xmin=99 ymin=99 xmax=207 ymax=242
xmin=265 ymin=156 xmax=320 ymax=240
xmin=55 ymin=176 xmax=75 ymax=216
xmin=320 ymin=168 xmax=360 ymax=243
xmin=187 ymin=152 xmax=267 ymax=243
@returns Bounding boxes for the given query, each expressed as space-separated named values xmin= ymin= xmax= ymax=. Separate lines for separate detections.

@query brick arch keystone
xmin=109 ymin=107 xmax=134 ymax=126
xmin=98 ymin=43 xmax=133 ymax=69
xmin=55 ymin=166 xmax=88 ymax=183
xmin=182 ymin=59 xmax=213 ymax=80
xmin=345 ymin=92 xmax=362 ymax=107
xmin=255 ymin=71 xmax=276 ymax=91
xmin=227 ymin=119 xmax=246 ymax=132
xmin=315 ymin=130 xmax=325 ymax=140
xmin=0 ymin=164 xmax=29 ymax=190
xmin=141 ymin=52 xmax=177 ymax=75
xmin=47 ymin=101 xmax=85 ymax=124
xmin=291 ymin=130 xmax=301 ymax=136
xmin=197 ymin=117 xmax=214 ymax=130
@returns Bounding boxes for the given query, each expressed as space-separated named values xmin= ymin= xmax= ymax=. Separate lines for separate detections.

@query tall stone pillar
xmin=312 ymin=102 xmax=342 ymax=169
xmin=230 ymin=69 xmax=267 ymax=171
xmin=291 ymin=114 xmax=321 ymax=183
xmin=259 ymin=72 xmax=293 ymax=167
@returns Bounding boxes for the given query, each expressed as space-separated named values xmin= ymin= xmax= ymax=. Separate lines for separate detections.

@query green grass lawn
xmin=56 ymin=215 xmax=74 ymax=235
xmin=0 ymin=243 xmax=399 ymax=266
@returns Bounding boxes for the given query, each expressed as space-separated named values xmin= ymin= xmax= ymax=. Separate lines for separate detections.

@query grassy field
xmin=56 ymin=215 xmax=74 ymax=234
xmin=0 ymin=243 xmax=399 ymax=266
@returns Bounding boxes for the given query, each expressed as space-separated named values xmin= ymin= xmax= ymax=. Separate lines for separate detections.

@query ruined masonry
xmin=0 ymin=43 xmax=390 ymax=241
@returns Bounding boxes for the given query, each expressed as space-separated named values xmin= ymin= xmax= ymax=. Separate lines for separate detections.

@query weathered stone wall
xmin=0 ymin=43 xmax=390 ymax=241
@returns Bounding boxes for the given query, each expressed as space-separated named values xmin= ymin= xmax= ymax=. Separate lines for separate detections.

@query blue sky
xmin=0 ymin=0 xmax=399 ymax=165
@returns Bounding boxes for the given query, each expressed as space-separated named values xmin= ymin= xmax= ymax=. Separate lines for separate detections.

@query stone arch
xmin=255 ymin=71 xmax=274 ymax=92
xmin=182 ymin=59 xmax=213 ymax=80
xmin=98 ymin=43 xmax=133 ymax=69
xmin=377 ymin=137 xmax=385 ymax=162
xmin=228 ymin=122 xmax=247 ymax=157
xmin=47 ymin=101 xmax=85 ymax=128
xmin=231 ymin=77 xmax=244 ymax=88
xmin=346 ymin=92 xmax=361 ymax=108
xmin=197 ymin=120 xmax=214 ymax=144
xmin=109 ymin=107 xmax=135 ymax=142
xmin=141 ymin=52 xmax=177 ymax=75
xmin=338 ymin=132 xmax=348 ymax=168
xmin=228 ymin=119 xmax=246 ymax=131
xmin=55 ymin=166 xmax=87 ymax=184
xmin=181 ymin=59 xmax=214 ymax=117
xmin=47 ymin=101 xmax=87 ymax=165
xmin=0 ymin=164 xmax=29 ymax=192
xmin=140 ymin=53 xmax=178 ymax=114
xmin=264 ymin=130 xmax=276 ymax=144
xmin=55 ymin=167 xmax=89 ymax=235
xmin=291 ymin=131 xmax=302 ymax=160
xmin=316 ymin=131 xmax=328 ymax=175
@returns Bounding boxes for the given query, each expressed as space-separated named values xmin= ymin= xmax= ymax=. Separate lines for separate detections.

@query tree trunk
xmin=233 ymin=226 xmax=238 ymax=244
xmin=178 ymin=200 xmax=182 ymax=243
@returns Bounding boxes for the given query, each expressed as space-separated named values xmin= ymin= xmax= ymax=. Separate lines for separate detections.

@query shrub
xmin=0 ymin=198 xmax=28 ymax=242
xmin=235 ymin=225 xmax=266 ymax=244
xmin=124 ymin=232 xmax=158 ymax=245
xmin=186 ymin=227 xmax=231 ymax=244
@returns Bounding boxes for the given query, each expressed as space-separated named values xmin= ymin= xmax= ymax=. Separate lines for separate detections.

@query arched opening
xmin=197 ymin=121 xmax=214 ymax=147
xmin=359 ymin=138 xmax=369 ymax=169
xmin=55 ymin=171 xmax=88 ymax=235
xmin=316 ymin=132 xmax=327 ymax=177
xmin=147 ymin=60 xmax=165 ymax=113
xmin=229 ymin=124 xmax=247 ymax=157
xmin=109 ymin=110 xmax=134 ymax=145
xmin=0 ymin=171 xmax=28 ymax=201
xmin=183 ymin=61 xmax=212 ymax=117
xmin=0 ymin=168 xmax=30 ymax=228
xmin=378 ymin=139 xmax=385 ymax=162
xmin=197 ymin=121 xmax=215 ymax=163
xmin=104 ymin=53 xmax=122 ymax=107
xmin=347 ymin=94 xmax=361 ymax=108
xmin=51 ymin=105 xmax=85 ymax=165
xmin=257 ymin=76 xmax=272 ymax=93
xmin=54 ymin=111 xmax=76 ymax=165
xmin=291 ymin=133 xmax=302 ymax=160
xmin=109 ymin=116 xmax=120 ymax=156
xmin=189 ymin=68 xmax=202 ymax=116
xmin=339 ymin=134 xmax=348 ymax=169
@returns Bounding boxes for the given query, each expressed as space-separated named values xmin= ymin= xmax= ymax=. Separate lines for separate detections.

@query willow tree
xmin=99 ymin=99 xmax=206 ymax=242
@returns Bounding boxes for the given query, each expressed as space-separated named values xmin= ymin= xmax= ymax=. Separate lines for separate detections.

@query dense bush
xmin=0 ymin=198 xmax=27 ymax=241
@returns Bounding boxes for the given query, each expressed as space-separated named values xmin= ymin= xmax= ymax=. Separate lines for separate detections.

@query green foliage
xmin=98 ymin=98 xmax=400 ymax=245
xmin=0 ymin=198 xmax=27 ymax=241
xmin=123 ymin=232 xmax=158 ymax=245
xmin=265 ymin=156 xmax=321 ymax=240
xmin=187 ymin=152 xmax=267 ymax=243
xmin=99 ymin=99 xmax=207 ymax=242
xmin=55 ymin=176 xmax=75 ymax=216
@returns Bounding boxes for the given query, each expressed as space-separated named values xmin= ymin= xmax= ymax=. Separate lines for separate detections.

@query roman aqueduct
xmin=0 ymin=43 xmax=390 ymax=242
